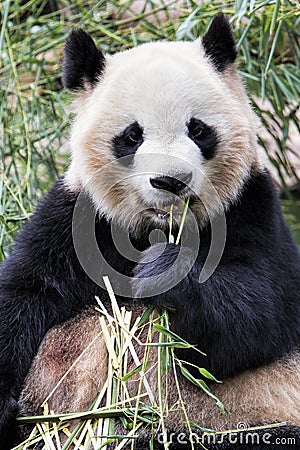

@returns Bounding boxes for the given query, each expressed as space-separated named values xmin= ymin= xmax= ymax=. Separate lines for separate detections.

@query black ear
xmin=202 ymin=13 xmax=237 ymax=72
xmin=63 ymin=29 xmax=105 ymax=90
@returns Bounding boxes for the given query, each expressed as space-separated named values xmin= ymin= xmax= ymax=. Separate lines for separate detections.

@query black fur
xmin=187 ymin=118 xmax=219 ymax=160
xmin=0 ymin=170 xmax=300 ymax=448
xmin=63 ymin=29 xmax=105 ymax=90
xmin=202 ymin=13 xmax=237 ymax=72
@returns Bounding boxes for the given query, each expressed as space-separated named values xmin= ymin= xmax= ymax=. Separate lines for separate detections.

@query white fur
xmin=65 ymin=39 xmax=259 ymax=230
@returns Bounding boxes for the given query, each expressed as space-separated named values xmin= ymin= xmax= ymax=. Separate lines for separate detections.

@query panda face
xmin=65 ymin=18 xmax=258 ymax=232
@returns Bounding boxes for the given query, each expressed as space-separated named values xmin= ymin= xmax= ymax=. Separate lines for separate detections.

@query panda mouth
xmin=154 ymin=199 xmax=186 ymax=220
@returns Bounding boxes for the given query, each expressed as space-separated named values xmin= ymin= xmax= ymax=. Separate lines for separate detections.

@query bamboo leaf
xmin=121 ymin=361 xmax=152 ymax=381
xmin=154 ymin=324 xmax=206 ymax=355
xmin=142 ymin=341 xmax=195 ymax=349
xmin=198 ymin=368 xmax=222 ymax=383
xmin=137 ymin=307 xmax=155 ymax=327
xmin=180 ymin=366 xmax=228 ymax=414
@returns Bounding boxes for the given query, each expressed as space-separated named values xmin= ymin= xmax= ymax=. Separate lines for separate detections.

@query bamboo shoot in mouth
xmin=154 ymin=198 xmax=186 ymax=219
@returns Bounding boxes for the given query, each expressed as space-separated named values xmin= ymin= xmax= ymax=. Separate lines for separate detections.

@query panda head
xmin=65 ymin=13 xmax=259 ymax=232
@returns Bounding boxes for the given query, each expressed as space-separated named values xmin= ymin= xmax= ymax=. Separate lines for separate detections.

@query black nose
xmin=150 ymin=172 xmax=192 ymax=194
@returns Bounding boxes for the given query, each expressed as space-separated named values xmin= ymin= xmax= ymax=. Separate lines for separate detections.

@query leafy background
xmin=0 ymin=0 xmax=299 ymax=259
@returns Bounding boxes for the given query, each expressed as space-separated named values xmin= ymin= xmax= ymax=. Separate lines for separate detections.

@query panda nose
xmin=150 ymin=172 xmax=192 ymax=194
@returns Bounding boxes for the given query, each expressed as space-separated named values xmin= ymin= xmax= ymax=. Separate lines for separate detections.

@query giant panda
xmin=0 ymin=12 xmax=300 ymax=450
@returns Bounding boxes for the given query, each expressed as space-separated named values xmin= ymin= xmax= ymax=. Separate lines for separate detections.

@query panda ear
xmin=202 ymin=13 xmax=237 ymax=72
xmin=63 ymin=29 xmax=105 ymax=91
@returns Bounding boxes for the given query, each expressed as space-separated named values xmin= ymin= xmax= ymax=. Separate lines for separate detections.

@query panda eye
xmin=125 ymin=127 xmax=143 ymax=146
xmin=113 ymin=121 xmax=144 ymax=164
xmin=188 ymin=120 xmax=204 ymax=140
xmin=187 ymin=117 xmax=219 ymax=160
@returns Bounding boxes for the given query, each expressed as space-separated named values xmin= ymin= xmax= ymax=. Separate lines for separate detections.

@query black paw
xmin=0 ymin=397 xmax=20 ymax=450
xmin=132 ymin=243 xmax=196 ymax=303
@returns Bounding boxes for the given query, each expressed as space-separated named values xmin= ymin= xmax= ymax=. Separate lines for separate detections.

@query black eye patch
xmin=187 ymin=118 xmax=219 ymax=160
xmin=113 ymin=122 xmax=144 ymax=165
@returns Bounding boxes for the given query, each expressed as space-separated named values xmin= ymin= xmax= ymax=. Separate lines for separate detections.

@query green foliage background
xmin=0 ymin=0 xmax=300 ymax=258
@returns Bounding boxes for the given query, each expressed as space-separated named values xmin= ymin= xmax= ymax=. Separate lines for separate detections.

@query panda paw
xmin=132 ymin=242 xmax=195 ymax=307
xmin=0 ymin=396 xmax=19 ymax=449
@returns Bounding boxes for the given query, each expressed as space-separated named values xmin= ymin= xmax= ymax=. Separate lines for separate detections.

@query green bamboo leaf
xmin=199 ymin=368 xmax=222 ymax=383
xmin=154 ymin=323 xmax=206 ymax=355
xmin=175 ymin=197 xmax=190 ymax=245
xmin=154 ymin=324 xmax=185 ymax=341
xmin=269 ymin=71 xmax=281 ymax=110
xmin=197 ymin=378 xmax=210 ymax=391
xmin=180 ymin=365 xmax=204 ymax=388
xmin=189 ymin=422 xmax=216 ymax=433
xmin=272 ymin=69 xmax=295 ymax=100
xmin=142 ymin=341 xmax=194 ymax=349
xmin=161 ymin=345 xmax=171 ymax=372
xmin=99 ymin=439 xmax=115 ymax=449
xmin=121 ymin=361 xmax=152 ymax=381
xmin=176 ymin=5 xmax=202 ymax=40
xmin=236 ymin=16 xmax=253 ymax=50
xmin=180 ymin=366 xmax=228 ymax=414
xmin=137 ymin=307 xmax=155 ymax=327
